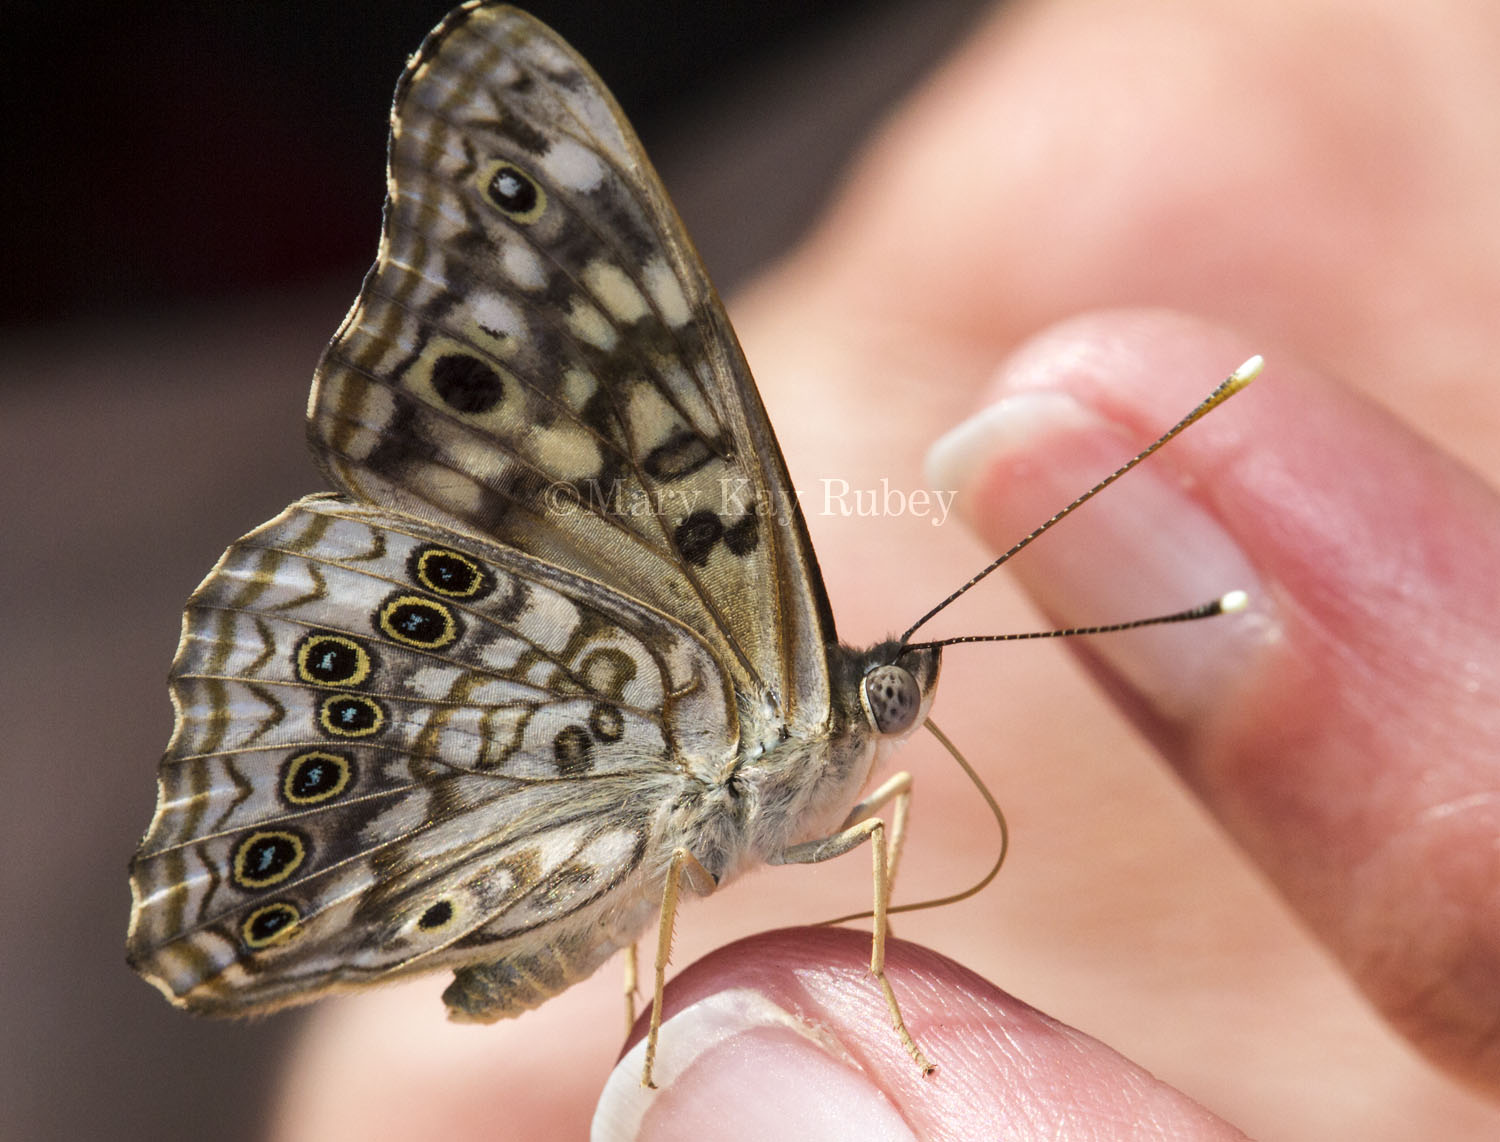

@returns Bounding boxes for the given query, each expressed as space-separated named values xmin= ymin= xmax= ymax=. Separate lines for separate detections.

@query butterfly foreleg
xmin=641 ymin=847 xmax=716 ymax=1089
xmin=770 ymin=776 xmax=935 ymax=1077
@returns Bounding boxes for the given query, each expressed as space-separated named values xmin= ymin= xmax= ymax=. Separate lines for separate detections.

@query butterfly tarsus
xmin=642 ymin=848 xmax=715 ymax=1089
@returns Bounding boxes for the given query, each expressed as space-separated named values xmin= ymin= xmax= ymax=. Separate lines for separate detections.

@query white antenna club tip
xmin=1229 ymin=355 xmax=1264 ymax=388
xmin=1219 ymin=589 xmax=1250 ymax=613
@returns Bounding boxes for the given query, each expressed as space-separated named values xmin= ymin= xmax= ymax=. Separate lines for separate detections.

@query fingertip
xmin=594 ymin=984 xmax=917 ymax=1142
xmin=594 ymin=928 xmax=1243 ymax=1140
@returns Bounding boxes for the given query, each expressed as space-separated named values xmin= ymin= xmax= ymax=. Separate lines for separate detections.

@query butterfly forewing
xmin=309 ymin=6 xmax=834 ymax=724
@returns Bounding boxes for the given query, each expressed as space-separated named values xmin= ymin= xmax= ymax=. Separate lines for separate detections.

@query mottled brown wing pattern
xmin=128 ymin=495 xmax=735 ymax=1014
xmin=309 ymin=4 xmax=835 ymax=727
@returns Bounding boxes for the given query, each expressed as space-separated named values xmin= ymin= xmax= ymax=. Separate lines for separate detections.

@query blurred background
xmin=0 ymin=1 xmax=992 ymax=1138
xmin=5 ymin=0 xmax=989 ymax=328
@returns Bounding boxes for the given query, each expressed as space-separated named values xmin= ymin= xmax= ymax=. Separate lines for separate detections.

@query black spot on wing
xmin=723 ymin=509 xmax=759 ymax=556
xmin=432 ymin=354 xmax=505 ymax=414
xmin=674 ymin=509 xmax=722 ymax=567
xmin=552 ymin=725 xmax=593 ymax=776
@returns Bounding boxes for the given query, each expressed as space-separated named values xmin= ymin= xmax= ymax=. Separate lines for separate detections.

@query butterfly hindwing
xmin=127 ymin=495 xmax=735 ymax=1013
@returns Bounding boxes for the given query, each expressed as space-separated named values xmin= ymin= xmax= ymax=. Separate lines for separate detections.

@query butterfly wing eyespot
xmin=411 ymin=546 xmax=494 ymax=599
xmin=317 ymin=693 xmax=387 ymax=738
xmin=231 ymin=831 xmax=308 ymax=890
xmin=294 ymin=632 xmax=374 ymax=687
xmin=483 ymin=161 xmax=547 ymax=222
xmin=280 ymin=750 xmax=356 ymax=806
xmin=241 ymin=903 xmax=302 ymax=950
xmin=376 ymin=593 xmax=462 ymax=649
xmin=418 ymin=900 xmax=455 ymax=930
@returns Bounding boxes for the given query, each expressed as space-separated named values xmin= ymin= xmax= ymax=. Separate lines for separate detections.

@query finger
xmin=927 ymin=308 xmax=1500 ymax=1095
xmin=593 ymin=927 xmax=1246 ymax=1141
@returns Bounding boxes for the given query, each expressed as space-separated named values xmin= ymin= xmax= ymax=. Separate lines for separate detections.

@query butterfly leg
xmin=836 ymin=770 xmax=913 ymax=898
xmin=642 ymin=847 xmax=716 ymax=1089
xmin=771 ymin=777 xmax=934 ymax=1076
xmin=623 ymin=942 xmax=639 ymax=1037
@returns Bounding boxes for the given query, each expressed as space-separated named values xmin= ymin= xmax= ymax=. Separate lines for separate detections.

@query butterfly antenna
xmin=900 ymin=355 xmax=1262 ymax=644
xmin=908 ymin=589 xmax=1249 ymax=651
xmin=818 ymin=717 xmax=1008 ymax=927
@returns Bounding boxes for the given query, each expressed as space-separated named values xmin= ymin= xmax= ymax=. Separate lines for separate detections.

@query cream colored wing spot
xmin=566 ymin=299 xmax=618 ymax=350
xmin=642 ymin=257 xmax=692 ymax=328
xmin=522 ymin=420 xmax=604 ymax=482
xmin=470 ymin=291 xmax=528 ymax=344
xmin=539 ymin=137 xmax=608 ymax=192
xmin=405 ymin=663 xmax=465 ymax=699
xmin=501 ymin=241 xmax=548 ymax=290
xmin=562 ymin=366 xmax=597 ymax=408
xmin=583 ymin=260 xmax=650 ymax=324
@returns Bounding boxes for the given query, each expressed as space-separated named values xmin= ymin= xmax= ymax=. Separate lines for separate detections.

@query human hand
xmin=274 ymin=2 xmax=1500 ymax=1138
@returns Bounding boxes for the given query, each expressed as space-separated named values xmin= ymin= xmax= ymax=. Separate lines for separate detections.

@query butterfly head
xmin=858 ymin=641 xmax=941 ymax=743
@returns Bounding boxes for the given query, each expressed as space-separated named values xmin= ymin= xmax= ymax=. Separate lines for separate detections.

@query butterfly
xmin=127 ymin=1 xmax=1254 ymax=1087
xmin=127 ymin=0 xmax=949 ymax=1084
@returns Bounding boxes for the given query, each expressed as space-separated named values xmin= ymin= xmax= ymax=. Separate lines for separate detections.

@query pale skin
xmin=272 ymin=0 xmax=1500 ymax=1137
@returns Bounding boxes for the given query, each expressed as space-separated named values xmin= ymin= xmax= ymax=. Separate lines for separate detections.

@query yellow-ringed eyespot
xmin=410 ymin=546 xmax=493 ymax=600
xmin=232 ymin=830 xmax=307 ymax=890
xmin=318 ymin=693 xmax=386 ymax=738
xmin=483 ymin=161 xmax=546 ymax=222
xmin=280 ymin=750 xmax=355 ymax=806
xmin=294 ymin=633 xmax=373 ymax=687
xmin=377 ymin=593 xmax=460 ymax=650
xmin=241 ymin=902 xmax=301 ymax=949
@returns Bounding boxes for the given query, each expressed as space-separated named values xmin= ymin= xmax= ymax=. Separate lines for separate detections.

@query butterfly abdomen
xmin=441 ymin=900 xmax=653 ymax=1022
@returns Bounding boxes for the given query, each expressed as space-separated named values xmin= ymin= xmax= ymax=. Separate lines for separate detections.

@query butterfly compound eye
xmin=862 ymin=664 xmax=921 ymax=736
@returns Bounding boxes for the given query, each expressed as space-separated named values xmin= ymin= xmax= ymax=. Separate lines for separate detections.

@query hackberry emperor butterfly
xmin=127 ymin=1 xmax=1252 ymax=1087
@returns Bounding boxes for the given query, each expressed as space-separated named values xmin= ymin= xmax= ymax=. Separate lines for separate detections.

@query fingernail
xmin=591 ymin=988 xmax=916 ymax=1142
xmin=927 ymin=390 xmax=1270 ymax=723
